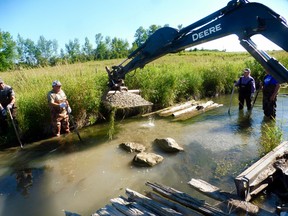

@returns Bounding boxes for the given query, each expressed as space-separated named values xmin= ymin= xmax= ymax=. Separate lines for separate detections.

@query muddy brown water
xmin=1 ymin=90 xmax=288 ymax=216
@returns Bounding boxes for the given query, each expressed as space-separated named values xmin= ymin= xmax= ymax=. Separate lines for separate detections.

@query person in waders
xmin=235 ymin=68 xmax=256 ymax=111
xmin=47 ymin=80 xmax=72 ymax=137
xmin=0 ymin=78 xmax=17 ymax=134
xmin=262 ymin=71 xmax=280 ymax=118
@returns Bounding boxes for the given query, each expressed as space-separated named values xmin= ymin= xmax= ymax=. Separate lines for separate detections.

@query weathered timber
xmin=188 ymin=178 xmax=260 ymax=215
xmin=110 ymin=196 xmax=155 ymax=215
xmin=159 ymin=100 xmax=196 ymax=117
xmin=126 ymin=188 xmax=183 ymax=216
xmin=173 ymin=103 xmax=223 ymax=121
xmin=172 ymin=101 xmax=214 ymax=117
xmin=146 ymin=182 xmax=227 ymax=216
xmin=93 ymin=204 xmax=126 ymax=216
xmin=235 ymin=141 xmax=288 ymax=201
xmin=147 ymin=191 xmax=203 ymax=216
xmin=172 ymin=105 xmax=199 ymax=117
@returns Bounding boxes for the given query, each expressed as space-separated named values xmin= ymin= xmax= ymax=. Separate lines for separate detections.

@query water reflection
xmin=0 ymin=167 xmax=44 ymax=197
xmin=237 ymin=110 xmax=253 ymax=131
xmin=15 ymin=168 xmax=33 ymax=197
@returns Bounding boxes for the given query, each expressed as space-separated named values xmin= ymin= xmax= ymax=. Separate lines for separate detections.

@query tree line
xmin=0 ymin=24 xmax=185 ymax=72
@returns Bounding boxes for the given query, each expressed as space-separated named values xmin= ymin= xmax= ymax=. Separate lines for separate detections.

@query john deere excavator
xmin=106 ymin=0 xmax=288 ymax=89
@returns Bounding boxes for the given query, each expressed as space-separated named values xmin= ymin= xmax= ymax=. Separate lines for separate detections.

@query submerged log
xmin=188 ymin=178 xmax=260 ymax=215
xmin=235 ymin=141 xmax=288 ymax=201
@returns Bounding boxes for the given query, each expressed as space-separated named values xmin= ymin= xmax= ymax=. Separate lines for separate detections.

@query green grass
xmin=0 ymin=50 xmax=287 ymax=143
xmin=259 ymin=119 xmax=283 ymax=155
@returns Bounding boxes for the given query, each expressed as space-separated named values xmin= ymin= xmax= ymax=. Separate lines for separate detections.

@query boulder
xmin=119 ymin=142 xmax=146 ymax=153
xmin=133 ymin=152 xmax=164 ymax=167
xmin=154 ymin=137 xmax=184 ymax=152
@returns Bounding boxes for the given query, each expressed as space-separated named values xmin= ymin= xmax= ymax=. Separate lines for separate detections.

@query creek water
xmin=1 ymin=90 xmax=288 ymax=216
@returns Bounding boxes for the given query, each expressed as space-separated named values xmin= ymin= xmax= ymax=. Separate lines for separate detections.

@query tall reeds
xmin=0 ymin=51 xmax=287 ymax=143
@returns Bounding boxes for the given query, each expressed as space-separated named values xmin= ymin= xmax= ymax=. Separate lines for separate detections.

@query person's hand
xmin=59 ymin=102 xmax=67 ymax=108
xmin=1 ymin=108 xmax=6 ymax=116
xmin=250 ymin=93 xmax=254 ymax=100
xmin=6 ymin=104 xmax=13 ymax=109
xmin=67 ymin=106 xmax=72 ymax=114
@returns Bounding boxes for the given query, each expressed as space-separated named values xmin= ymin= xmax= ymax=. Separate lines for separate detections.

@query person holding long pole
xmin=0 ymin=78 xmax=23 ymax=148
xmin=234 ymin=68 xmax=256 ymax=111
xmin=0 ymin=78 xmax=17 ymax=134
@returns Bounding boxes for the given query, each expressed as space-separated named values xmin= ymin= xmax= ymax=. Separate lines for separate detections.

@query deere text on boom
xmin=192 ymin=24 xmax=222 ymax=41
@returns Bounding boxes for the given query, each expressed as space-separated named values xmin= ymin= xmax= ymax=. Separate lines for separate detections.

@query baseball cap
xmin=243 ymin=68 xmax=251 ymax=73
xmin=52 ymin=80 xmax=62 ymax=87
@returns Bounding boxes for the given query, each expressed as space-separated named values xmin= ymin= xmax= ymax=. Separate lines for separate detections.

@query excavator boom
xmin=107 ymin=0 xmax=288 ymax=87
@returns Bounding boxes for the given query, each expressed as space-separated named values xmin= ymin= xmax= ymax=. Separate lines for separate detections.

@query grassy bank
xmin=1 ymin=51 xmax=287 ymax=143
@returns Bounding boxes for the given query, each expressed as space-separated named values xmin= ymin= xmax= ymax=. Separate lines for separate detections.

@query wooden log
xmin=172 ymin=105 xmax=198 ymax=117
xmin=147 ymin=191 xmax=203 ymax=216
xmin=172 ymin=102 xmax=223 ymax=121
xmin=159 ymin=100 xmax=196 ymax=117
xmin=235 ymin=141 xmax=288 ymax=201
xmin=145 ymin=182 xmax=227 ymax=216
xmin=126 ymin=188 xmax=183 ymax=216
xmin=188 ymin=178 xmax=259 ymax=215
xmin=93 ymin=204 xmax=126 ymax=216
xmin=172 ymin=101 xmax=214 ymax=117
xmin=110 ymin=197 xmax=155 ymax=216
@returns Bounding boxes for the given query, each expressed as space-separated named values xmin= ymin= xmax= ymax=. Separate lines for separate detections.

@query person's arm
xmin=234 ymin=78 xmax=240 ymax=86
xmin=48 ymin=93 xmax=60 ymax=108
xmin=251 ymin=79 xmax=256 ymax=94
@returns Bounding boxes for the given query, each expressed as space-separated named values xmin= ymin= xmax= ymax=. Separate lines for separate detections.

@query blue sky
xmin=0 ymin=0 xmax=287 ymax=52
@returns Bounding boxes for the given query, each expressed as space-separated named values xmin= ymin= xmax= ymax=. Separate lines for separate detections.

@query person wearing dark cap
xmin=0 ymin=78 xmax=17 ymax=134
xmin=47 ymin=80 xmax=71 ymax=137
xmin=262 ymin=70 xmax=280 ymax=118
xmin=234 ymin=68 xmax=256 ymax=110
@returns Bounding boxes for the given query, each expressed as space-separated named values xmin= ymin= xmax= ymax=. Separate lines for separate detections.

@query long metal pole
xmin=7 ymin=108 xmax=23 ymax=149
xmin=251 ymin=88 xmax=260 ymax=110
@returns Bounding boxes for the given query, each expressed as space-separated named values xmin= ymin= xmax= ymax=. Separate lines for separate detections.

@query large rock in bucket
xmin=104 ymin=91 xmax=153 ymax=109
xmin=133 ymin=152 xmax=164 ymax=167
xmin=154 ymin=137 xmax=184 ymax=152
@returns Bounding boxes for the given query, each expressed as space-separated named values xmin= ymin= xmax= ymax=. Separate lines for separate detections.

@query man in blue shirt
xmin=235 ymin=68 xmax=256 ymax=110
xmin=262 ymin=71 xmax=280 ymax=118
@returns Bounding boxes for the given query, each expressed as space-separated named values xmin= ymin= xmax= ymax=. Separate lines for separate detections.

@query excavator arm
xmin=107 ymin=0 xmax=288 ymax=87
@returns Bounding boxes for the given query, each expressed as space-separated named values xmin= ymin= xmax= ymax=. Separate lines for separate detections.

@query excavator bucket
xmin=103 ymin=67 xmax=153 ymax=110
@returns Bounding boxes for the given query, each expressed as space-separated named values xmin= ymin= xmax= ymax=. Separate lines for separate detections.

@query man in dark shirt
xmin=235 ymin=68 xmax=256 ymax=110
xmin=0 ymin=78 xmax=16 ymax=134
